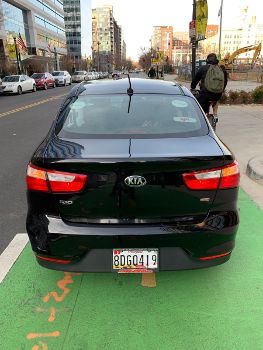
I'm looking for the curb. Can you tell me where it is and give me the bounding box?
[246,156,263,185]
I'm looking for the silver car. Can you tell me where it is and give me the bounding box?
[52,71,72,86]
[71,71,88,83]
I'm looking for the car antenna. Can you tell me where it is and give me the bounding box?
[124,73,133,113]
[126,74,133,96]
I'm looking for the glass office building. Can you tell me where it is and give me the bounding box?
[0,0,67,71]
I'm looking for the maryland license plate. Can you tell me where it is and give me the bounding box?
[112,249,158,273]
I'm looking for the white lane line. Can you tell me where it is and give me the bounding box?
[0,234,29,284]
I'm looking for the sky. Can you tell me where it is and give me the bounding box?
[90,0,263,60]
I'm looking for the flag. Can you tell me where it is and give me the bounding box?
[17,33,27,53]
[196,0,208,41]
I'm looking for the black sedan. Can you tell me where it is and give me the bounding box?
[26,78,240,272]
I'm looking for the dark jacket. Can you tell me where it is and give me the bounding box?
[191,62,228,92]
[148,68,156,78]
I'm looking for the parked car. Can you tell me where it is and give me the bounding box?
[71,71,88,83]
[112,71,121,79]
[84,72,95,81]
[1,75,36,94]
[26,78,240,272]
[51,71,71,86]
[31,72,56,89]
[0,77,3,93]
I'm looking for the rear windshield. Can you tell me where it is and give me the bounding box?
[57,94,208,138]
[31,73,44,79]
[3,76,19,82]
[74,71,85,75]
[52,72,63,76]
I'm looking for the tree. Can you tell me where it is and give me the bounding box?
[138,47,152,71]
[60,55,75,73]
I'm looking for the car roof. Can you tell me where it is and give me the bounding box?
[71,78,191,97]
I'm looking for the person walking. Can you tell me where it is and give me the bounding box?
[148,66,156,79]
[191,53,228,116]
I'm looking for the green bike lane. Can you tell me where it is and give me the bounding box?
[1,189,263,350]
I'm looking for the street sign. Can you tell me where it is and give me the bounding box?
[189,20,196,39]
[151,51,164,64]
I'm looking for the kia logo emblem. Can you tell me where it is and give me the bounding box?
[124,176,147,187]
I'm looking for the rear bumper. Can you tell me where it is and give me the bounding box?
[37,247,231,272]
[27,210,239,271]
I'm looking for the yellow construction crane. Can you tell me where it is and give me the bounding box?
[220,43,262,70]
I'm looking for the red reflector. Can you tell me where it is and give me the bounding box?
[26,163,87,193]
[199,252,231,260]
[36,255,71,264]
[183,161,240,190]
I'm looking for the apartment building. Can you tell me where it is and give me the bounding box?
[92,5,124,72]
[151,26,173,63]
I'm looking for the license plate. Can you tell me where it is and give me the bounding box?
[112,249,158,273]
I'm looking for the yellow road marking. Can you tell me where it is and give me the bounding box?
[141,273,157,288]
[0,94,66,119]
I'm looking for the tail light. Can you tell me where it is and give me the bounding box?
[27,163,87,193]
[183,161,240,190]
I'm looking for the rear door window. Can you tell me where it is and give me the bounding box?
[57,94,208,138]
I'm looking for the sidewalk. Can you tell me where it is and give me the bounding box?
[217,105,263,209]
[165,74,263,91]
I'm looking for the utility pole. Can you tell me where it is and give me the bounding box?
[218,0,224,59]
[191,0,197,80]
[13,37,21,75]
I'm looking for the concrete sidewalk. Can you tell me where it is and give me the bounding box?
[217,105,263,209]
[165,74,263,91]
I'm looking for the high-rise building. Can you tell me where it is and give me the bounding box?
[151,26,173,63]
[63,0,91,62]
[0,0,67,72]
[92,5,124,72]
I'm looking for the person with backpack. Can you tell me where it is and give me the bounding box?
[148,66,156,79]
[191,53,228,115]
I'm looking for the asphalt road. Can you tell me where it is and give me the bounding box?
[0,85,73,254]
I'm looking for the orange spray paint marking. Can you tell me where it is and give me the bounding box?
[42,272,73,303]
[27,331,60,340]
[48,307,56,322]
[32,341,48,350]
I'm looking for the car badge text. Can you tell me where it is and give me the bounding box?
[124,176,147,187]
